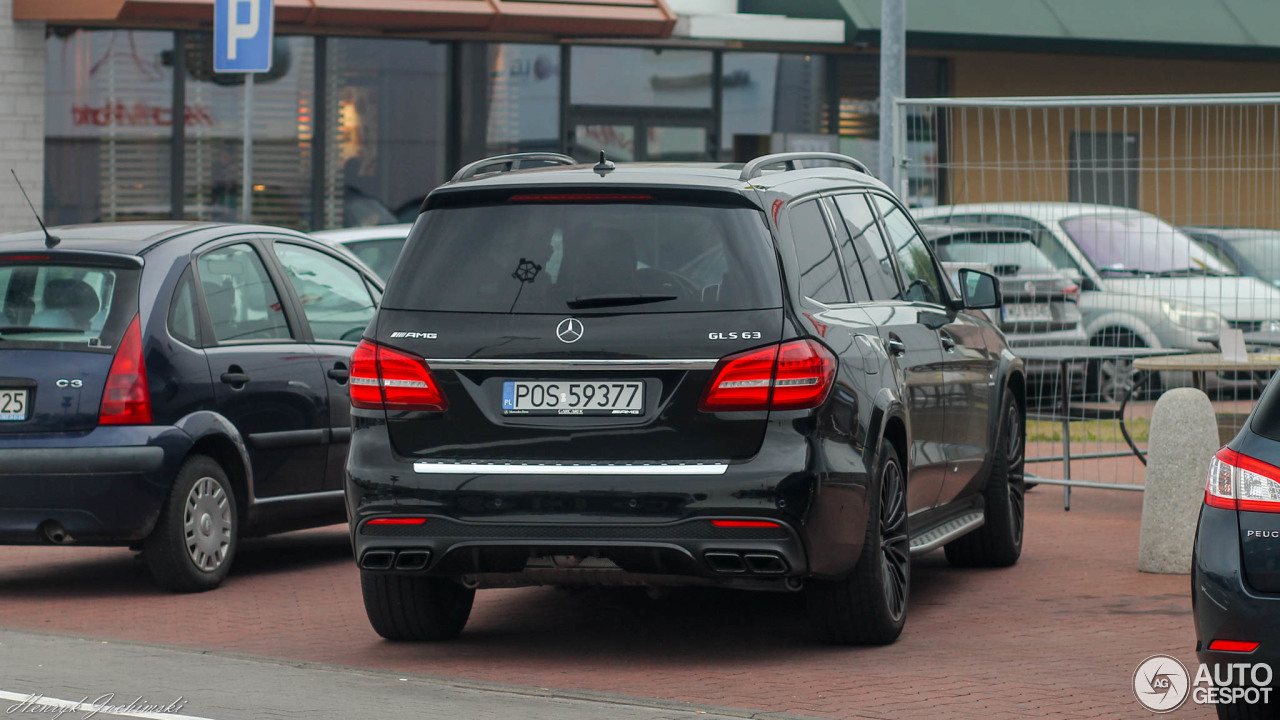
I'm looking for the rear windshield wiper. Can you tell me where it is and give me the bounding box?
[566,294,677,310]
[0,325,86,335]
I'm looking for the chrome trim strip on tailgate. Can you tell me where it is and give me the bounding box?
[413,462,729,475]
[424,359,718,371]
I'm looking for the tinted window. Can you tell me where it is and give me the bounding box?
[0,259,139,352]
[167,267,200,346]
[196,244,291,343]
[385,202,782,314]
[874,196,944,305]
[274,243,377,343]
[832,194,901,301]
[345,237,405,280]
[789,200,848,304]
[984,214,1082,272]
[822,198,870,302]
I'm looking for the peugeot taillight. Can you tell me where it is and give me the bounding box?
[699,339,836,412]
[99,314,152,425]
[349,339,447,412]
[1206,447,1280,513]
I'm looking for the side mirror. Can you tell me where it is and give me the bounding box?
[957,268,1001,310]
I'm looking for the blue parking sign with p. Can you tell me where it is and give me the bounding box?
[214,0,275,74]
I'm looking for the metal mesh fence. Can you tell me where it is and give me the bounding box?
[892,93,1280,502]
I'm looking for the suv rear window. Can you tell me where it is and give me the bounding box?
[383,201,782,314]
[0,259,140,352]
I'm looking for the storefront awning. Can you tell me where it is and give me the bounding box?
[15,0,676,38]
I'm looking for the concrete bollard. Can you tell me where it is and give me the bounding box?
[1139,388,1220,574]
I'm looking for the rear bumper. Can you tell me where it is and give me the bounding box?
[1193,504,1280,673]
[0,426,190,544]
[346,411,876,586]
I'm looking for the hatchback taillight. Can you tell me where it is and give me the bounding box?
[99,314,152,425]
[1206,447,1280,513]
[699,339,836,412]
[349,339,447,412]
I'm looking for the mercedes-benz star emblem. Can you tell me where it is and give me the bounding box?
[556,317,584,344]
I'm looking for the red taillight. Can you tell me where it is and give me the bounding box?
[99,314,152,425]
[0,254,50,262]
[699,339,836,412]
[349,339,447,412]
[1206,447,1280,513]
[1209,640,1261,653]
[710,520,781,528]
[366,517,426,526]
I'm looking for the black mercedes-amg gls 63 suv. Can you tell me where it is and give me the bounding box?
[346,152,1026,645]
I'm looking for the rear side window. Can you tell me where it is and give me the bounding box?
[167,267,200,346]
[196,244,291,343]
[383,201,782,314]
[831,194,900,301]
[0,258,139,352]
[789,200,848,305]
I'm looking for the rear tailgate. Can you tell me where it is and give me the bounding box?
[0,252,140,434]
[373,190,784,463]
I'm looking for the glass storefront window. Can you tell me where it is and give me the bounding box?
[326,38,447,228]
[721,52,828,159]
[459,43,561,170]
[181,34,315,230]
[44,29,174,225]
[570,47,712,109]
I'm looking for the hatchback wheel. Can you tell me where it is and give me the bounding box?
[805,440,909,645]
[945,388,1025,567]
[361,572,475,641]
[144,455,237,593]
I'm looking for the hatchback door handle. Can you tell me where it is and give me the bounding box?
[887,337,906,357]
[328,363,349,383]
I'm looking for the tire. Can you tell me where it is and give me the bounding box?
[1086,329,1149,403]
[945,388,1025,568]
[144,455,237,593]
[361,571,475,641]
[805,440,910,645]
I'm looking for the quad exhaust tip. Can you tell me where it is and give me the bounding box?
[704,551,788,575]
[360,549,432,571]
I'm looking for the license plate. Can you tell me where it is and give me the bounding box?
[0,389,28,421]
[1002,303,1053,323]
[502,381,644,416]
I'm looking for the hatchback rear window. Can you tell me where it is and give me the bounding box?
[0,259,139,352]
[383,201,782,314]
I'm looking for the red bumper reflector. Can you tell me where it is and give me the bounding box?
[1209,640,1260,653]
[366,518,426,526]
[710,520,781,528]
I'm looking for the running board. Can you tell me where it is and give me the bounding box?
[909,511,985,556]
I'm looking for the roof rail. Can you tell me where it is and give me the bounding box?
[739,152,871,182]
[450,153,578,183]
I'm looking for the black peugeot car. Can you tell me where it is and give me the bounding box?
[346,152,1026,644]
[0,222,382,591]
[1195,373,1280,718]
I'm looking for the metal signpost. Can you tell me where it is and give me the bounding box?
[213,0,275,223]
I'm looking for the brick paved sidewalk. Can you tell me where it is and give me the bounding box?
[0,488,1208,719]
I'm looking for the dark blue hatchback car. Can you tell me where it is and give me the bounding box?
[0,223,382,591]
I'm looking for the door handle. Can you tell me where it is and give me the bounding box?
[220,368,251,386]
[940,332,957,352]
[328,363,349,383]
[886,337,906,357]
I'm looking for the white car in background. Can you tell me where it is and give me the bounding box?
[913,203,1280,399]
[312,224,412,282]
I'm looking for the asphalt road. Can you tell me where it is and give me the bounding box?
[0,629,814,720]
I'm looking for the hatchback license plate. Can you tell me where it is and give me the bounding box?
[0,389,28,421]
[502,381,644,416]
[1002,302,1053,323]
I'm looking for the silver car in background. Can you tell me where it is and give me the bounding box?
[312,224,412,281]
[913,203,1280,400]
